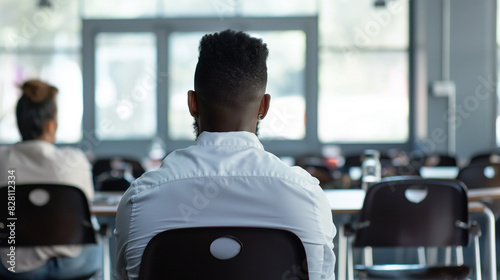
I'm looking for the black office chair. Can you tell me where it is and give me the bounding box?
[0,184,99,280]
[95,175,133,191]
[344,177,481,280]
[457,163,500,218]
[342,153,419,189]
[138,227,309,280]
[469,151,500,166]
[457,163,500,190]
[424,154,457,167]
[93,157,140,191]
[92,157,145,179]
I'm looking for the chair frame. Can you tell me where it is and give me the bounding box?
[343,178,482,280]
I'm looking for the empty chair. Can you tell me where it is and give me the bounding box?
[97,176,133,191]
[295,155,334,188]
[0,184,101,280]
[92,157,145,183]
[138,227,308,280]
[457,163,500,190]
[457,163,500,218]
[344,177,481,280]
[93,157,142,191]
[469,151,500,166]
[418,154,459,179]
[343,153,419,189]
[423,154,457,167]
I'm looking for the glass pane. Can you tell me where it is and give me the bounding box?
[95,33,157,140]
[0,53,82,143]
[83,0,157,18]
[318,51,409,143]
[240,0,317,16]
[253,31,306,140]
[168,30,306,141]
[168,32,204,140]
[0,0,80,49]
[319,0,409,49]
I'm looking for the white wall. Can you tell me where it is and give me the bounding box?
[414,0,497,162]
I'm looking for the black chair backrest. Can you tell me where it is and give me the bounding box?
[92,157,145,180]
[96,176,132,191]
[0,184,96,247]
[424,154,457,167]
[354,178,469,248]
[469,151,500,166]
[138,227,308,280]
[456,163,500,189]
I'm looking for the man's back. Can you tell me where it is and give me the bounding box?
[115,131,336,280]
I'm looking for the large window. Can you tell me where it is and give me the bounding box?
[82,18,316,156]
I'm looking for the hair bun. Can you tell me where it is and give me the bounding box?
[20,79,58,103]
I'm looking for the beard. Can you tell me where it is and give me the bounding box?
[193,118,200,140]
[192,118,260,140]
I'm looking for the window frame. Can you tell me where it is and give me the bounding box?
[82,17,320,158]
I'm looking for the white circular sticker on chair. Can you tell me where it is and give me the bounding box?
[209,236,242,260]
[484,166,496,179]
[29,189,50,206]
[405,187,428,204]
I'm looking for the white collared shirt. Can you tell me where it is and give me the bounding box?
[115,131,336,280]
[0,140,94,272]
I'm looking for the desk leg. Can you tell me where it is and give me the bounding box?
[97,216,116,280]
[483,205,497,280]
[472,203,497,280]
[103,234,110,280]
[338,225,346,280]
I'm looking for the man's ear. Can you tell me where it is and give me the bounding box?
[43,119,57,143]
[45,119,57,135]
[258,93,271,119]
[188,90,198,117]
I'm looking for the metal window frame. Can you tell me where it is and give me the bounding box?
[82,17,320,158]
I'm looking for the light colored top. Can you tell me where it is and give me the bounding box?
[0,140,94,272]
[115,131,336,280]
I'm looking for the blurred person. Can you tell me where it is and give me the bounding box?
[0,79,101,279]
[115,30,336,280]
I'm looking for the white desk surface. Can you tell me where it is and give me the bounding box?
[91,187,500,215]
[91,192,123,216]
[324,187,500,213]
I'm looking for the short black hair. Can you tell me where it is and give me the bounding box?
[194,29,269,106]
[16,80,58,141]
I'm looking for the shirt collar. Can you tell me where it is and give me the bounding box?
[14,140,55,150]
[195,131,264,150]
[12,140,56,157]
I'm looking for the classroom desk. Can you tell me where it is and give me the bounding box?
[325,188,498,280]
[91,192,123,216]
[91,188,499,280]
[90,187,500,215]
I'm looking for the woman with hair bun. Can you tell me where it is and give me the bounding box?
[0,79,101,279]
